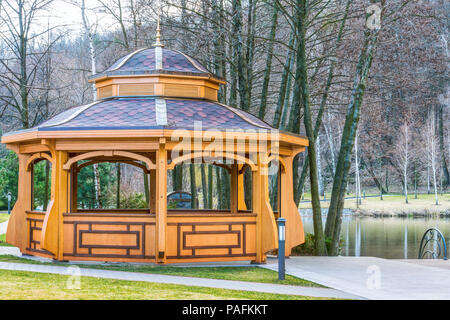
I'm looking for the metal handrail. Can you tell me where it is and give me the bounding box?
[418,227,448,260]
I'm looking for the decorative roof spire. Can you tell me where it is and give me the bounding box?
[154,11,164,47]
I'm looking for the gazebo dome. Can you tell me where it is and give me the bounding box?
[96,47,212,76]
[89,46,225,102]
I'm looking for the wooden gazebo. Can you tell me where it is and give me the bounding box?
[2,39,308,264]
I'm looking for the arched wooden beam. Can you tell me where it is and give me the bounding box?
[238,164,249,175]
[63,150,155,171]
[113,150,155,170]
[77,159,150,173]
[264,155,287,173]
[167,152,257,171]
[26,152,53,171]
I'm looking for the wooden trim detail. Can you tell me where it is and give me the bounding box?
[76,159,150,173]
[167,152,257,171]
[63,150,155,170]
[264,155,287,173]
[25,152,52,171]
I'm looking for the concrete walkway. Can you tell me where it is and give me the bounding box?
[0,261,358,299]
[262,256,450,300]
[0,221,8,234]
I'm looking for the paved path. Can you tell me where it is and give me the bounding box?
[0,261,358,299]
[262,256,450,300]
[0,221,8,234]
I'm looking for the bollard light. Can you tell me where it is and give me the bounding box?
[7,192,11,215]
[277,218,286,280]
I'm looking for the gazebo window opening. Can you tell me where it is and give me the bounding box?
[31,160,52,212]
[76,161,149,210]
[168,163,231,211]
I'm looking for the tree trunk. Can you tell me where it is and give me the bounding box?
[325,3,385,255]
[258,2,279,119]
[294,0,327,255]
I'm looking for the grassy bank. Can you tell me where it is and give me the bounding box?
[0,269,324,300]
[0,255,323,287]
[299,193,450,216]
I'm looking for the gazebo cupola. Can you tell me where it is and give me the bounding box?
[89,42,225,101]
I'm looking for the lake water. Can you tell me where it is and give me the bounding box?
[301,215,450,259]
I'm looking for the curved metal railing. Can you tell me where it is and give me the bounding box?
[418,227,448,260]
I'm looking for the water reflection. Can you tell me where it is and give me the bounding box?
[301,215,450,259]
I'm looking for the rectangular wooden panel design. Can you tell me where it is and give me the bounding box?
[26,216,53,256]
[119,84,154,96]
[167,221,256,260]
[98,86,113,99]
[164,84,200,97]
[63,221,155,260]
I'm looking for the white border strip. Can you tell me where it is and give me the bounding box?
[155,46,163,70]
[215,102,271,129]
[155,98,168,125]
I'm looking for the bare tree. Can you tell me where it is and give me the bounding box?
[392,121,410,203]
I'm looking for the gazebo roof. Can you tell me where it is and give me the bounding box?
[7,97,271,133]
[2,43,308,147]
[91,47,217,80]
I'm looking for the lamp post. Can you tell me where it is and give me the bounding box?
[277,218,286,280]
[7,192,11,215]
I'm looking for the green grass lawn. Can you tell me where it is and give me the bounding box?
[300,192,450,214]
[0,213,9,223]
[0,254,323,287]
[0,269,326,300]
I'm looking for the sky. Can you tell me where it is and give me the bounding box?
[28,0,117,38]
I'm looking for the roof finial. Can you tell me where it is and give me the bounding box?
[154,7,164,47]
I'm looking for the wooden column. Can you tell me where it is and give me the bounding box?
[6,153,31,252]
[253,156,278,263]
[57,151,69,260]
[230,164,238,214]
[237,164,247,211]
[280,155,305,256]
[155,139,167,263]
[252,165,263,263]
[41,150,68,260]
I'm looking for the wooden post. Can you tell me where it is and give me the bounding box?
[280,155,304,256]
[252,166,263,263]
[155,139,167,263]
[6,153,31,252]
[230,164,238,214]
[57,151,69,260]
[41,149,68,260]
